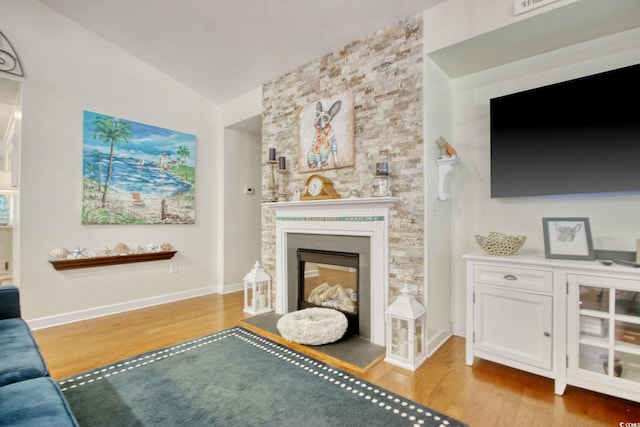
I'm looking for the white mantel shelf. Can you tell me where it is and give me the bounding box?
[263,197,401,211]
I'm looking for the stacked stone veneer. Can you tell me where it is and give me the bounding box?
[261,14,424,303]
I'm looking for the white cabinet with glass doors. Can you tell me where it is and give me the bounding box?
[567,273,640,402]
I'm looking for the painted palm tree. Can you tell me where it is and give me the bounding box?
[92,115,133,207]
[177,144,191,181]
[92,150,103,188]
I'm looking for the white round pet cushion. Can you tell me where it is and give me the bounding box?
[276,307,348,345]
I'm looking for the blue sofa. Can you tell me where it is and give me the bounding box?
[0,285,78,426]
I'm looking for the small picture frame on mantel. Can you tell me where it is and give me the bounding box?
[542,217,595,260]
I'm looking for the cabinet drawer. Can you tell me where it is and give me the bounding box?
[474,264,552,293]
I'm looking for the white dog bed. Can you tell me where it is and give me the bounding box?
[276,307,348,345]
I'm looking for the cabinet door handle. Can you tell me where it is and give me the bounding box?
[503,274,517,281]
[544,331,551,337]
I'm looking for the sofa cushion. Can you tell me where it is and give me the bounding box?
[0,318,48,387]
[0,285,21,319]
[0,377,79,426]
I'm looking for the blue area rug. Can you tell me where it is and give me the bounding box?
[60,327,466,426]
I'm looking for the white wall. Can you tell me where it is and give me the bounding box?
[449,27,640,335]
[424,56,455,353]
[219,88,262,129]
[2,0,220,323]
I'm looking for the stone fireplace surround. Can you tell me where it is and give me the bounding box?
[269,197,399,346]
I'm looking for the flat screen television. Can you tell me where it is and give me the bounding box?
[490,63,640,198]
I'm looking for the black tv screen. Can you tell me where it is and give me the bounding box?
[490,63,640,198]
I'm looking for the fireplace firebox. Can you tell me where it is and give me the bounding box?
[298,249,359,335]
[285,233,373,342]
[273,197,399,346]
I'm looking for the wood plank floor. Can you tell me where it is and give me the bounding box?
[33,292,640,427]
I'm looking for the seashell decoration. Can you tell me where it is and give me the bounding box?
[160,242,172,252]
[147,243,160,253]
[112,243,129,256]
[49,247,68,260]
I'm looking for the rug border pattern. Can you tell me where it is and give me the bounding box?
[59,326,460,427]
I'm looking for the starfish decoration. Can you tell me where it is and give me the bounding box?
[71,246,88,259]
[101,246,112,257]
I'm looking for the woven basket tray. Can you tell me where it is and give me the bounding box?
[475,232,526,256]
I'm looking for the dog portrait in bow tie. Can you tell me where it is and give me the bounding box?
[299,91,354,172]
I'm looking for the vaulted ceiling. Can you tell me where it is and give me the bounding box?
[37,0,444,104]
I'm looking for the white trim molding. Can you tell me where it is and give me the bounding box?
[267,197,399,346]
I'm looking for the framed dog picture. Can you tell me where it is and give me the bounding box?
[298,91,355,172]
[542,217,595,260]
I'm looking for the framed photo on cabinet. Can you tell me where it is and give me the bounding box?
[542,217,595,260]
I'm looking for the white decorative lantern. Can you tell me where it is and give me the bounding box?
[384,285,427,371]
[243,261,272,315]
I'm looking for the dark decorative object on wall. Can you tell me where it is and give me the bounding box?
[0,30,24,77]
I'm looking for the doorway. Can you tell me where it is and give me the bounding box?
[223,115,262,291]
[0,77,21,285]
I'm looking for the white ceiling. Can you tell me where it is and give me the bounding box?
[36,0,444,104]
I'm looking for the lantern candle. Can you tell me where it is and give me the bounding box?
[375,161,389,175]
[398,342,409,358]
[278,156,286,171]
[385,285,427,371]
[243,261,273,315]
[269,148,276,162]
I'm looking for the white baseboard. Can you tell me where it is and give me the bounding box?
[451,321,466,338]
[217,281,244,294]
[28,285,218,330]
[427,324,453,357]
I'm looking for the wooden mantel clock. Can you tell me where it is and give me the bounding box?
[301,174,341,200]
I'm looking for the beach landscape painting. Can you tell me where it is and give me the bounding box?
[82,111,196,225]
